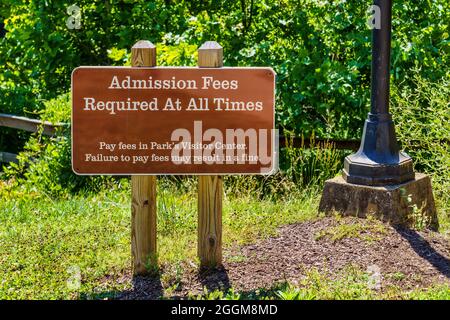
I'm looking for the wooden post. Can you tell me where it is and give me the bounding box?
[131,40,158,275]
[197,41,223,268]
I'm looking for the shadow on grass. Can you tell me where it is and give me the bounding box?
[198,266,231,293]
[82,274,164,300]
[189,267,283,300]
[394,226,450,279]
[84,267,233,300]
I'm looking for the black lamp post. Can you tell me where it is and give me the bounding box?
[343,0,414,186]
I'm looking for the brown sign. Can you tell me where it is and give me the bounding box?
[72,67,276,175]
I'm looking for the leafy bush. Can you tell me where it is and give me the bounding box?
[1,0,448,140]
[1,1,449,200]
[2,92,347,197]
[2,93,121,196]
[391,71,450,218]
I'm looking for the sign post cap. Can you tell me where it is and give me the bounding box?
[199,41,222,50]
[132,40,156,49]
[198,41,223,68]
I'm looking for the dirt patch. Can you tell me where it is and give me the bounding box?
[112,217,450,299]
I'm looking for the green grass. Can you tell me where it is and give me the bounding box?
[314,215,387,243]
[0,180,319,299]
[191,266,450,300]
[0,188,131,299]
[0,175,449,300]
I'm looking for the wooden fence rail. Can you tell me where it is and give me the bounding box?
[0,113,65,136]
[0,151,18,164]
[1,113,448,164]
[0,113,68,164]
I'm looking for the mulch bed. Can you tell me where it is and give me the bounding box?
[110,217,450,299]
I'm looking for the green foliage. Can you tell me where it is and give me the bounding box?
[2,87,347,198]
[0,179,318,299]
[314,215,387,243]
[274,267,375,300]
[1,0,448,141]
[392,73,450,178]
[391,71,450,228]
[399,188,433,231]
[2,93,118,196]
[0,188,131,299]
[1,153,449,300]
[222,135,348,202]
[0,2,449,300]
[38,91,71,123]
[281,135,350,187]
[193,266,450,300]
[404,285,450,300]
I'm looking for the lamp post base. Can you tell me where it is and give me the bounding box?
[343,152,415,186]
[342,113,415,186]
[319,173,438,230]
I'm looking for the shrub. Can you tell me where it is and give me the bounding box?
[2,92,348,198]
[1,0,448,140]
[391,71,450,215]
[1,1,448,199]
[2,93,121,196]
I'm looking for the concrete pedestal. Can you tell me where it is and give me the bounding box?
[319,173,438,230]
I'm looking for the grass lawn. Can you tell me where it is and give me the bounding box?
[0,179,318,299]
[0,178,449,300]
